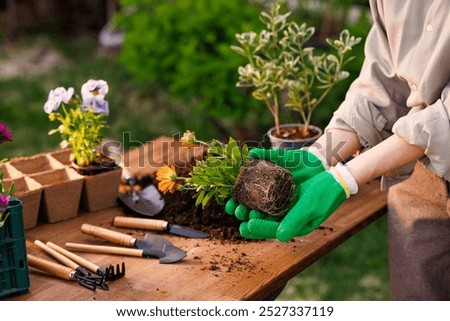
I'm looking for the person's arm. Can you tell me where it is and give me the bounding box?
[312,128,425,188]
[345,133,424,186]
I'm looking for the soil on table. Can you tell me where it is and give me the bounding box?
[123,177,245,243]
[160,188,244,242]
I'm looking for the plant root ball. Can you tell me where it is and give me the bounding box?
[233,159,294,216]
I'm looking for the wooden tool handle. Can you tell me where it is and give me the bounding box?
[46,241,101,274]
[34,240,78,270]
[27,254,73,280]
[113,216,167,231]
[81,223,134,247]
[65,242,143,257]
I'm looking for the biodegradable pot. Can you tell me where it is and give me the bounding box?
[0,163,23,180]
[9,153,64,175]
[70,154,122,212]
[30,168,84,223]
[3,177,42,230]
[267,123,323,149]
[79,165,122,212]
[48,148,73,166]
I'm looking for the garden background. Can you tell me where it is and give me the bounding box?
[0,0,389,300]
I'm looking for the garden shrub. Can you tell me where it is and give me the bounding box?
[115,0,268,140]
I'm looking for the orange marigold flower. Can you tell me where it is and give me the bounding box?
[156,165,179,194]
[180,130,196,148]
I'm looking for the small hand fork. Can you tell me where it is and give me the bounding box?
[34,240,109,291]
[46,241,125,281]
[27,254,101,291]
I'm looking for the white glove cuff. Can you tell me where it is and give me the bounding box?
[329,163,359,197]
[303,146,329,169]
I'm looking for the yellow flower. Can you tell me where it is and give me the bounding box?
[156,164,179,194]
[180,130,196,148]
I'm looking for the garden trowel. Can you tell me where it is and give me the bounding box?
[79,224,186,263]
[118,168,165,216]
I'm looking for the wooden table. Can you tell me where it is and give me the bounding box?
[9,180,387,301]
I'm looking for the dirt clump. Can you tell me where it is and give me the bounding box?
[233,159,294,216]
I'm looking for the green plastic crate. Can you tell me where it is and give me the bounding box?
[0,197,30,298]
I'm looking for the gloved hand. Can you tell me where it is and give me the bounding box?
[226,147,327,238]
[226,148,358,241]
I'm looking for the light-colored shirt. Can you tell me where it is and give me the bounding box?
[326,0,450,181]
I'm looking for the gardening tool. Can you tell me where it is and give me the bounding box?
[33,240,109,290]
[27,254,103,291]
[46,241,125,282]
[118,168,165,216]
[79,223,186,263]
[113,216,210,239]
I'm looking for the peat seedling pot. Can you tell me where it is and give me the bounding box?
[48,148,73,166]
[0,163,23,180]
[30,168,84,223]
[3,176,42,230]
[71,154,122,213]
[9,153,64,175]
[267,123,323,149]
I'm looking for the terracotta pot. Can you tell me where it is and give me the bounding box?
[0,198,30,298]
[79,165,123,212]
[30,168,84,223]
[267,123,323,149]
[3,177,42,230]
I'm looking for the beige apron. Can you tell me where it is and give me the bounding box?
[388,162,450,300]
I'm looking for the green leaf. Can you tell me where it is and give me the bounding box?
[0,212,10,228]
[8,182,15,196]
[202,189,216,208]
[195,189,206,207]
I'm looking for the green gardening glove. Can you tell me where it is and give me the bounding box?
[225,147,328,239]
[240,163,359,241]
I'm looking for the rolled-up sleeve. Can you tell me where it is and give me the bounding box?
[326,1,410,149]
[326,0,450,180]
[393,86,450,181]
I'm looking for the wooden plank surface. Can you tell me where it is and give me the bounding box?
[9,180,387,301]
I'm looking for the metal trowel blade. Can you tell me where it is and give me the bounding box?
[119,184,165,216]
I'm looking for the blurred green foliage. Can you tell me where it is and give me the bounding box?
[115,0,371,140]
[115,0,270,141]
[0,0,389,300]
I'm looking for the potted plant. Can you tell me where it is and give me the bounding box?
[43,79,122,213]
[156,130,293,217]
[0,122,30,298]
[231,2,361,148]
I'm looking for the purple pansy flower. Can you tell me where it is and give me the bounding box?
[81,79,110,115]
[43,87,74,114]
[0,122,12,144]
